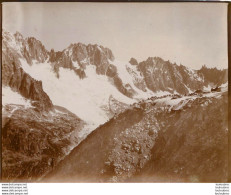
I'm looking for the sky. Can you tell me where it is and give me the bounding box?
[2,2,228,69]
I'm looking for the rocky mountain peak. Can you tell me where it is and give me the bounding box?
[137,57,204,94]
[50,42,115,78]
[14,31,24,42]
[2,30,23,54]
[145,56,165,65]
[129,58,138,65]
[25,37,48,64]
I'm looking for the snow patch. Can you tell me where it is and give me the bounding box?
[153,91,172,97]
[72,60,80,69]
[97,46,103,52]
[2,86,32,107]
[220,82,228,88]
[154,95,196,110]
[184,84,193,93]
[203,85,212,92]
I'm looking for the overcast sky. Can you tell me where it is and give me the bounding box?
[3,2,228,69]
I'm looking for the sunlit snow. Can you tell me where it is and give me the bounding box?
[2,86,32,107]
[20,58,136,128]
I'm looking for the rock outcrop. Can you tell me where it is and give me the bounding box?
[8,62,53,111]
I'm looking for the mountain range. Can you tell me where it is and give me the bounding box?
[2,29,228,182]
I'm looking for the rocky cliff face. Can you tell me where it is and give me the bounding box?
[44,89,228,183]
[49,43,114,76]
[137,57,203,94]
[2,30,53,112]
[8,62,53,111]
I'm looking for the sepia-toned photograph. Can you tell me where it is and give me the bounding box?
[1,2,229,183]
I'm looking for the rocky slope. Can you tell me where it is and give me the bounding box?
[44,87,228,183]
[2,104,86,182]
